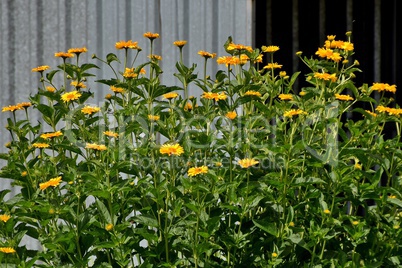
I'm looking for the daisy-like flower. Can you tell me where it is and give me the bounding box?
[32,143,50,148]
[46,86,56,92]
[323,209,331,214]
[314,72,337,82]
[261,45,280,53]
[81,106,101,115]
[17,102,32,109]
[263,63,283,69]
[238,158,259,168]
[225,111,237,120]
[2,105,23,112]
[143,32,160,40]
[105,223,114,231]
[71,81,86,89]
[123,68,138,79]
[54,52,74,59]
[0,214,11,223]
[284,109,306,118]
[244,91,262,97]
[371,82,397,93]
[148,115,160,121]
[376,106,402,116]
[188,166,209,177]
[148,54,162,61]
[110,85,125,94]
[115,40,139,50]
[202,92,227,101]
[184,102,193,111]
[173,40,187,48]
[67,47,88,54]
[227,43,253,52]
[160,143,184,156]
[341,42,354,51]
[32,65,50,72]
[279,71,287,77]
[278,94,293,101]
[86,143,107,151]
[216,56,240,67]
[103,131,119,138]
[39,176,62,190]
[335,94,354,101]
[198,50,216,59]
[0,247,16,254]
[163,92,179,99]
[40,131,63,139]
[61,91,82,102]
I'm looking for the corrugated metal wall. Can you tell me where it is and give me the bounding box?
[0,1,253,249]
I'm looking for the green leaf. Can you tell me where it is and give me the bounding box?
[106,53,120,64]
[95,199,112,224]
[134,215,159,228]
[252,219,277,236]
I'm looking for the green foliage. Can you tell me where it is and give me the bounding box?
[1,33,402,267]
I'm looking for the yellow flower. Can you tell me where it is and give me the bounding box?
[0,214,11,222]
[198,50,216,59]
[163,92,179,99]
[148,54,162,61]
[352,220,359,226]
[71,81,86,89]
[202,92,227,101]
[140,68,146,75]
[81,106,101,115]
[2,105,23,112]
[123,68,137,79]
[85,143,107,151]
[61,91,82,102]
[289,222,295,227]
[110,85,125,94]
[271,252,278,258]
[54,52,74,58]
[40,131,63,139]
[376,105,402,116]
[323,209,331,214]
[143,32,160,40]
[21,171,28,177]
[364,110,377,117]
[67,47,88,54]
[238,158,259,168]
[188,166,209,177]
[225,111,237,120]
[244,91,262,97]
[103,131,119,138]
[184,102,193,111]
[148,114,160,121]
[296,51,303,56]
[371,82,397,93]
[278,94,293,101]
[32,65,50,72]
[341,42,354,51]
[105,223,114,231]
[335,94,354,101]
[284,109,306,118]
[46,86,56,92]
[115,40,139,50]
[279,71,287,77]
[314,72,337,82]
[0,247,16,254]
[227,43,253,52]
[263,62,283,69]
[217,56,240,66]
[105,94,112,100]
[32,143,50,148]
[354,163,362,170]
[299,91,307,96]
[173,40,187,48]
[262,45,280,53]
[327,35,336,41]
[39,176,62,190]
[160,143,184,156]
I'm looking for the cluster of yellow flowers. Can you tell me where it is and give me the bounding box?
[2,102,31,112]
[376,105,402,116]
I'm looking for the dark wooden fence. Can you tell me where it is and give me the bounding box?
[255,0,402,104]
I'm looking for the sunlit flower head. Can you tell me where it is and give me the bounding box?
[272,252,278,258]
[103,131,119,138]
[263,63,283,69]
[32,143,50,148]
[123,68,138,79]
[105,223,114,231]
[39,176,62,190]
[110,85,125,94]
[143,32,160,40]
[21,171,27,177]
[0,247,16,254]
[40,131,63,139]
[335,94,354,101]
[67,47,88,54]
[71,81,86,89]
[238,158,259,168]
[163,92,179,99]
[188,166,208,177]
[0,214,11,222]
[160,143,184,156]
[54,52,74,59]
[173,40,187,48]
[32,65,50,72]
[279,71,287,77]
[2,105,23,112]
[323,209,331,214]
[244,91,262,97]
[202,92,227,101]
[184,102,193,111]
[115,40,139,50]
[314,72,337,82]
[46,86,56,93]
[371,82,397,93]
[81,105,101,115]
[198,50,217,59]
[225,111,237,120]
[278,94,293,101]
[217,56,240,67]
[341,42,354,51]
[284,109,306,118]
[376,105,402,116]
[327,35,336,41]
[262,45,280,53]
[61,91,82,102]
[85,143,107,151]
[227,43,253,52]
[148,114,160,121]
